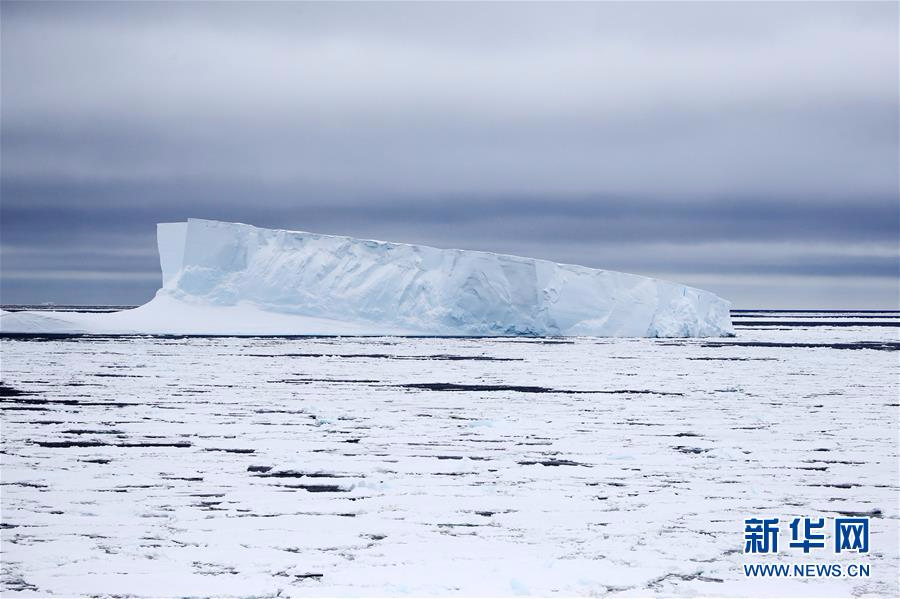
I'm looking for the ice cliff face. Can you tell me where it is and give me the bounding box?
[153,219,733,337]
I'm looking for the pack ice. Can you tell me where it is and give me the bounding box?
[1,219,734,337]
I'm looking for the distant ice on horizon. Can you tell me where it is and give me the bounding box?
[0,219,734,337]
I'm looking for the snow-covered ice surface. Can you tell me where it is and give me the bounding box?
[1,311,897,596]
[0,219,734,337]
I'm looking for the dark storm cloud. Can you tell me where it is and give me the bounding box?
[1,1,897,307]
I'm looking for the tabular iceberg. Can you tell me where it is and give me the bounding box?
[1,219,734,337]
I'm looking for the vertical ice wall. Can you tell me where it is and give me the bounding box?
[156,222,188,287]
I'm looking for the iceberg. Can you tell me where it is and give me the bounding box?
[1,219,734,337]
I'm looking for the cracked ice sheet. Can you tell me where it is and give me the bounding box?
[1,318,898,596]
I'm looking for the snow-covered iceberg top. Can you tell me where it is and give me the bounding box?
[1,219,734,337]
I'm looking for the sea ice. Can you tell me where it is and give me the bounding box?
[1,314,897,596]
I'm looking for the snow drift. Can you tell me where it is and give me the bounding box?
[1,219,734,337]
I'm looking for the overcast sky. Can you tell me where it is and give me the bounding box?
[1,1,897,308]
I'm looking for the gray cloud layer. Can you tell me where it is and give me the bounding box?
[1,1,897,307]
